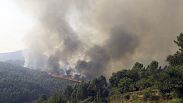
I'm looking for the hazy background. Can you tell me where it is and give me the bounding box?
[1,0,183,78]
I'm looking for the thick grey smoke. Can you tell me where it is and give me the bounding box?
[16,0,183,79]
[17,0,89,73]
[76,29,139,79]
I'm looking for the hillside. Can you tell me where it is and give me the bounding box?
[0,51,24,61]
[0,62,75,103]
[35,33,183,103]
[0,51,24,66]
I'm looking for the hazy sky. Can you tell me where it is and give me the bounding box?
[0,0,35,53]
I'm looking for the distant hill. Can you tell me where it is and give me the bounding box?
[0,62,75,103]
[0,51,24,66]
[0,50,24,61]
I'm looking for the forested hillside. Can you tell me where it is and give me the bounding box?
[2,33,183,103]
[0,62,74,103]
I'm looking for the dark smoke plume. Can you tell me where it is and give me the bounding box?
[16,0,183,79]
[76,29,139,79]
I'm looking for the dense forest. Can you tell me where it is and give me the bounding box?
[0,62,75,103]
[36,33,183,103]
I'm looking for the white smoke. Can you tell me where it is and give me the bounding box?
[16,0,183,79]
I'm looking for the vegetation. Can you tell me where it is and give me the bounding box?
[36,33,183,103]
[0,62,74,103]
[167,98,183,103]
[1,33,183,103]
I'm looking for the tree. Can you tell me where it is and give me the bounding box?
[64,85,73,102]
[91,76,109,102]
[167,52,183,66]
[167,33,183,66]
[118,77,133,93]
[47,93,66,103]
[37,95,47,103]
[109,70,128,87]
[75,82,89,100]
[132,62,143,70]
[136,78,154,90]
[174,33,183,51]
[147,61,159,72]
[92,75,107,90]
[167,66,183,98]
[87,83,97,100]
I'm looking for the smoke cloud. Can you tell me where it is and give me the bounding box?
[16,0,183,79]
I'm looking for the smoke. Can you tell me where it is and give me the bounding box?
[16,0,183,79]
[90,0,183,75]
[17,0,88,73]
[75,29,139,79]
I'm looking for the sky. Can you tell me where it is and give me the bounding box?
[0,0,35,53]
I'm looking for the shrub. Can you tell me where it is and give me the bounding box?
[132,95,141,103]
[143,89,152,101]
[168,98,183,103]
[124,93,130,100]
